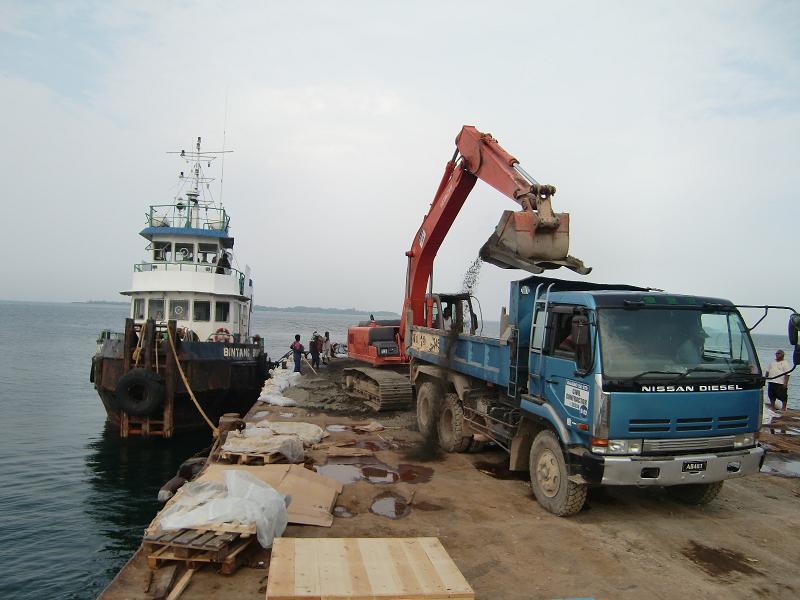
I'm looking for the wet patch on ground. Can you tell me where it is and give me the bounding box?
[326,424,352,433]
[354,439,412,451]
[473,461,530,481]
[411,500,444,511]
[314,457,433,486]
[401,437,444,463]
[370,491,411,519]
[682,541,762,577]
[333,505,356,518]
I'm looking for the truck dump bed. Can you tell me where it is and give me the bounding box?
[408,326,511,387]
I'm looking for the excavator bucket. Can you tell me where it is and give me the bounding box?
[479,209,592,275]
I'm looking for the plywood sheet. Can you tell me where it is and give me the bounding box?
[266,537,474,599]
[198,463,343,527]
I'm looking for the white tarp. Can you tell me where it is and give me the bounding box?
[158,470,289,548]
[254,420,326,445]
[221,428,305,463]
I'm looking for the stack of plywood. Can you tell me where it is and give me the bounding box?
[266,537,474,599]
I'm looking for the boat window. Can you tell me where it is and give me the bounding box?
[234,303,241,329]
[198,243,218,266]
[215,301,230,323]
[175,242,194,262]
[169,299,189,320]
[194,300,211,321]
[148,299,164,320]
[153,241,172,262]
[132,298,145,320]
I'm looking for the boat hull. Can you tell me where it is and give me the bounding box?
[92,334,268,437]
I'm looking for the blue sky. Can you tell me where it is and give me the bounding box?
[0,1,798,334]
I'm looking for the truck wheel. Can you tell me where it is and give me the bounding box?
[666,481,724,505]
[529,430,587,516]
[416,381,443,439]
[437,394,472,453]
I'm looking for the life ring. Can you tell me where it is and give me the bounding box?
[212,327,233,342]
[113,368,165,417]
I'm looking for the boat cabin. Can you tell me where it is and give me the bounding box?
[121,169,254,342]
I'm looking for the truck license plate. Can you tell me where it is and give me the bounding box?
[682,461,707,472]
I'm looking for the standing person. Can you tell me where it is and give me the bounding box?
[309,331,321,370]
[290,334,304,373]
[322,331,332,365]
[215,251,231,274]
[765,349,792,411]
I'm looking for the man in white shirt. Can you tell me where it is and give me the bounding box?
[442,306,452,331]
[765,349,792,411]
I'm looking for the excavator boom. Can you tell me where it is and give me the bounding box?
[346,125,590,405]
[400,126,590,355]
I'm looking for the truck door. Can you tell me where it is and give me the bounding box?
[527,300,546,399]
[543,305,594,431]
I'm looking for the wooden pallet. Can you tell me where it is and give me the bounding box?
[760,410,800,453]
[144,528,255,575]
[266,537,474,599]
[219,450,287,465]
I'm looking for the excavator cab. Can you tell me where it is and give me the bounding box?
[424,293,480,335]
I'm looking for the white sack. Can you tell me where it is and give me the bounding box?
[255,420,325,446]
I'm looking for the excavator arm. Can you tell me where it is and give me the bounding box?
[400,125,590,354]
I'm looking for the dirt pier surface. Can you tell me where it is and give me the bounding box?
[102,359,800,600]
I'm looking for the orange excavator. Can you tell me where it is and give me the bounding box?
[345,125,590,409]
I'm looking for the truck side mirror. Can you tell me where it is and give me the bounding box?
[789,313,800,346]
[794,345,800,366]
[571,315,592,374]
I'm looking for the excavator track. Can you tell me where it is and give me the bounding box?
[342,367,414,412]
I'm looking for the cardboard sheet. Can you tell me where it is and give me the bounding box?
[198,463,343,527]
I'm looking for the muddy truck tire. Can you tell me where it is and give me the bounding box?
[437,394,472,453]
[667,481,724,505]
[416,381,443,439]
[529,430,587,516]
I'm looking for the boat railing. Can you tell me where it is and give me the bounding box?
[147,203,229,231]
[133,262,246,293]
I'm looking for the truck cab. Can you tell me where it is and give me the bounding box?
[408,275,785,516]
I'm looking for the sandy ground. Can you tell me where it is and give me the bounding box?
[102,359,800,600]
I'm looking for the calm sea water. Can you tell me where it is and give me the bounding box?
[0,301,796,599]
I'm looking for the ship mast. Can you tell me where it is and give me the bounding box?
[168,137,232,228]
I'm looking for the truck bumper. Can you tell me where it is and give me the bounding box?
[576,446,765,486]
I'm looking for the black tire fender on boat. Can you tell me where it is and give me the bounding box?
[114,368,165,417]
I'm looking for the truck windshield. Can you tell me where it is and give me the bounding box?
[597,308,759,381]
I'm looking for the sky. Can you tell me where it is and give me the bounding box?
[0,1,797,334]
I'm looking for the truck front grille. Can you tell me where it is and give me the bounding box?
[642,435,736,453]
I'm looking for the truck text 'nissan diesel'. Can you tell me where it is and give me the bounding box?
[407,276,792,516]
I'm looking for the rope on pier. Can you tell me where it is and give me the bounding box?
[167,331,220,437]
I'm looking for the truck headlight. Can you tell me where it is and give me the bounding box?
[591,438,642,455]
[733,433,755,448]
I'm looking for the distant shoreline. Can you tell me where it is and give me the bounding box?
[254,305,398,317]
[71,301,398,316]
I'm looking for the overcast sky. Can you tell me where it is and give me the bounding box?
[1,1,797,333]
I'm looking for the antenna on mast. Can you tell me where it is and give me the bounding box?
[220,91,229,205]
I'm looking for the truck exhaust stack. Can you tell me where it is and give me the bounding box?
[480,209,592,275]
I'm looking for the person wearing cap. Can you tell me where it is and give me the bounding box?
[765,350,791,411]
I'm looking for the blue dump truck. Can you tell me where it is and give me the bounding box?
[408,275,799,516]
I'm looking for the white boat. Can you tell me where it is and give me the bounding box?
[92,137,269,438]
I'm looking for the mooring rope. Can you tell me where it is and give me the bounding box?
[167,331,219,437]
